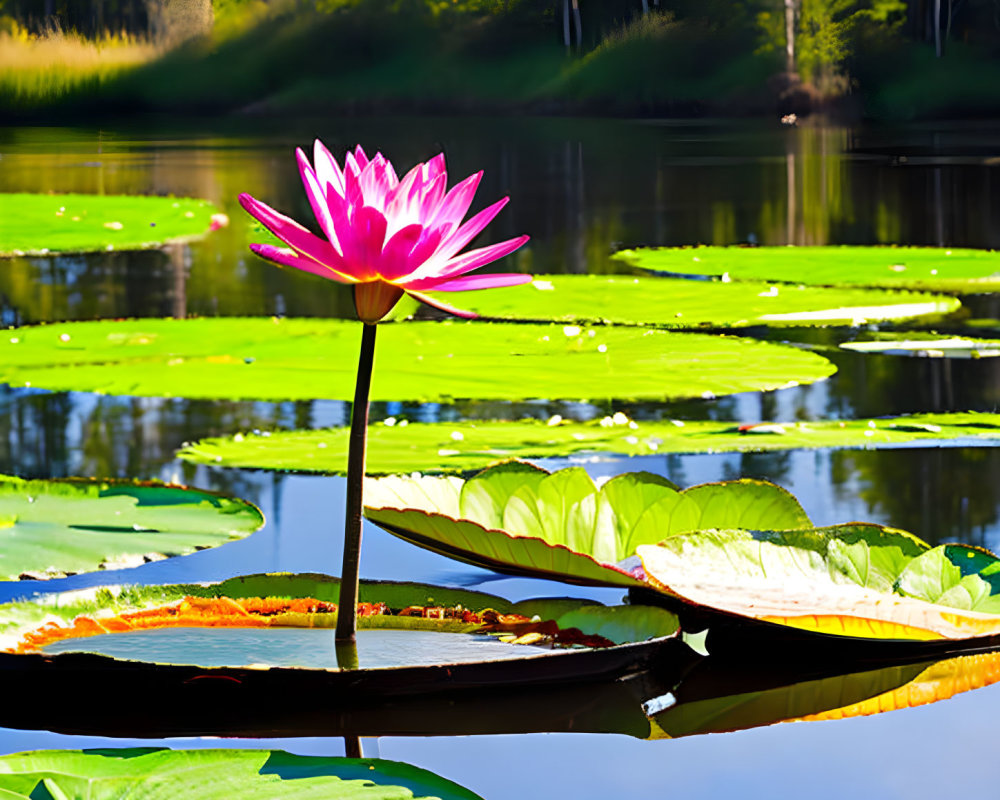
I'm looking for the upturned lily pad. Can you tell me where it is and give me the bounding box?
[0,194,220,256]
[0,749,482,800]
[841,336,1000,358]
[0,475,264,580]
[366,463,1000,643]
[0,318,836,402]
[364,463,810,587]
[637,525,1000,640]
[427,275,959,328]
[178,412,1000,475]
[614,245,1000,293]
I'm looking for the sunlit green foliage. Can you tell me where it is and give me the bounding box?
[178,412,1000,476]
[0,317,836,402]
[0,194,218,256]
[0,474,263,580]
[0,749,484,800]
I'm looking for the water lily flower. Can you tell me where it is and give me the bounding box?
[237,142,531,649]
[239,142,531,322]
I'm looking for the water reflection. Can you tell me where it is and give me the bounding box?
[1,117,1000,798]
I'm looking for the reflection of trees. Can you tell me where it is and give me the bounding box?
[834,448,1000,548]
[825,349,1000,418]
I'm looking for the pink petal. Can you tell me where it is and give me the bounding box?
[344,151,362,180]
[379,223,424,281]
[343,165,365,210]
[406,289,477,319]
[430,171,482,229]
[404,226,446,272]
[296,148,338,246]
[239,192,345,269]
[313,140,344,197]
[420,172,448,218]
[385,166,422,221]
[405,234,530,289]
[339,205,387,280]
[425,153,446,181]
[249,243,357,283]
[412,272,533,292]
[354,145,370,170]
[360,155,394,208]
[437,197,509,259]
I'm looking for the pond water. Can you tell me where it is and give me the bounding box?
[1,116,1000,798]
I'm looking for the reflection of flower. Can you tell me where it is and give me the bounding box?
[240,142,531,323]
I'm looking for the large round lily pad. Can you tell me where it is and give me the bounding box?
[613,245,1000,292]
[437,275,959,328]
[0,475,263,580]
[0,574,687,739]
[0,749,483,800]
[0,318,836,402]
[364,463,811,587]
[0,573,681,659]
[178,412,1000,475]
[0,194,220,256]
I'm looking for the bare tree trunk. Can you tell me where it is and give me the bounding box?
[784,0,796,72]
[934,0,942,56]
[641,0,649,14]
[571,0,582,48]
[563,0,570,47]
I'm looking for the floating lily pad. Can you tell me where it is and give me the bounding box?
[0,318,836,402]
[637,525,1000,640]
[364,463,810,587]
[179,412,1000,475]
[841,336,1000,358]
[0,573,679,660]
[614,245,1000,292]
[429,275,959,328]
[0,194,220,256]
[0,749,483,800]
[0,475,263,581]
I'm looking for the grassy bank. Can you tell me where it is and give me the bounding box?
[2,2,1000,120]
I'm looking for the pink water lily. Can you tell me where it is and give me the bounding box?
[239,142,531,323]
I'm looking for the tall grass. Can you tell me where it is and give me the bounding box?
[0,24,159,111]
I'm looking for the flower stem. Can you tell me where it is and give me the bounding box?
[335,322,377,644]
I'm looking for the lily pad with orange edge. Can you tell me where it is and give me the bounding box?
[0,573,691,737]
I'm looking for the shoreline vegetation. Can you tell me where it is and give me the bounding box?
[2,0,1000,121]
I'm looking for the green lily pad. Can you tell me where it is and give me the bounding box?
[614,245,1000,293]
[637,525,1000,640]
[0,317,836,402]
[178,412,1000,475]
[0,475,264,581]
[0,573,679,656]
[841,336,1000,358]
[439,274,960,328]
[0,194,220,256]
[364,463,810,587]
[0,749,482,800]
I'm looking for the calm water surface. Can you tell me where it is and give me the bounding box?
[1,116,999,799]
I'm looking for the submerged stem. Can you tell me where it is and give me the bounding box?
[335,322,377,643]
